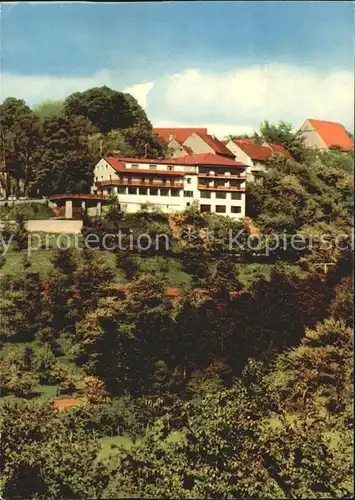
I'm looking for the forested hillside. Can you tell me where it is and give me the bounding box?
[0,87,167,198]
[0,85,354,499]
[1,140,353,496]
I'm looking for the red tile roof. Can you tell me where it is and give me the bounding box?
[307,119,353,152]
[53,398,80,411]
[236,139,256,145]
[105,156,178,168]
[104,158,185,176]
[105,155,245,168]
[48,193,109,200]
[153,127,208,143]
[195,132,234,157]
[264,143,293,160]
[234,141,272,162]
[175,153,246,167]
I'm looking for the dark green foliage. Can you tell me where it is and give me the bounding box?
[0,273,42,342]
[256,119,306,158]
[116,250,139,280]
[0,400,109,499]
[34,115,97,196]
[12,214,29,251]
[328,274,353,326]
[121,123,167,159]
[63,86,150,133]
[34,99,64,121]
[0,98,42,197]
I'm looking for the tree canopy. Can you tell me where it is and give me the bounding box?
[63,86,151,133]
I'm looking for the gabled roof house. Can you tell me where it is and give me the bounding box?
[298,119,353,152]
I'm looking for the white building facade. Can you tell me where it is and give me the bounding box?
[92,154,246,218]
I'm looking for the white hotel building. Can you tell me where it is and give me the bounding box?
[92,153,246,218]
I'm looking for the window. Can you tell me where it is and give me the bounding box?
[171,189,180,197]
[109,174,112,180]
[215,191,226,199]
[128,187,137,195]
[184,191,193,197]
[200,204,211,213]
[149,164,157,170]
[101,176,103,180]
[200,191,211,199]
[215,205,226,213]
[186,202,191,206]
[160,188,169,196]
[150,188,158,195]
[231,192,242,200]
[118,187,126,194]
[231,206,242,214]
[95,177,98,182]
[186,177,192,184]
[139,187,148,195]
[167,166,174,171]
[131,163,139,167]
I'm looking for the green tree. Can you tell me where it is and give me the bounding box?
[328,275,353,326]
[0,97,42,196]
[121,123,167,158]
[34,99,64,121]
[107,378,353,498]
[257,120,305,158]
[64,86,150,133]
[0,399,109,499]
[34,115,97,195]
[267,317,352,413]
[0,273,42,342]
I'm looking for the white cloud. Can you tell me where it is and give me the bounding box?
[1,69,115,105]
[148,64,353,138]
[1,63,353,139]
[122,81,155,110]
[1,69,154,111]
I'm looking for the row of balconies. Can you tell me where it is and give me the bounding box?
[96,179,183,188]
[198,184,245,192]
[198,171,245,179]
[96,179,245,192]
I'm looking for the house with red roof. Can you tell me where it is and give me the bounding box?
[263,142,294,160]
[153,128,234,160]
[224,139,271,182]
[153,127,208,144]
[298,119,353,152]
[225,138,293,182]
[180,132,235,159]
[92,153,247,217]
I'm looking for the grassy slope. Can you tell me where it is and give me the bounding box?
[0,202,54,220]
[3,247,299,288]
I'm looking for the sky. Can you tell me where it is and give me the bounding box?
[1,1,354,138]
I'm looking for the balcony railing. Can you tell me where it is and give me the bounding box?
[198,184,245,192]
[198,172,245,179]
[96,179,183,189]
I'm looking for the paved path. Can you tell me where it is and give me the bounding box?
[25,219,83,234]
[0,219,83,234]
